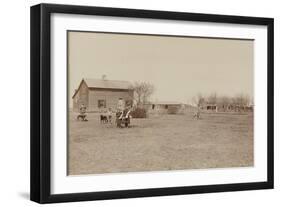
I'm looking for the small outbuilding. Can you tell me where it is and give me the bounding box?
[72,78,134,112]
[145,101,186,114]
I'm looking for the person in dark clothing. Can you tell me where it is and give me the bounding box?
[122,106,131,128]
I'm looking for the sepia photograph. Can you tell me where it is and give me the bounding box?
[67,31,254,176]
[30,4,273,203]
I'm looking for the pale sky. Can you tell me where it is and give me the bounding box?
[68,31,253,105]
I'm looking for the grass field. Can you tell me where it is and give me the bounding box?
[68,112,253,175]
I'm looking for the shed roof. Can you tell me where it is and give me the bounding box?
[72,78,132,99]
[148,101,183,105]
[84,78,131,90]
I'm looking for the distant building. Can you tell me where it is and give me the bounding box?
[72,78,134,112]
[145,101,187,114]
[200,97,254,113]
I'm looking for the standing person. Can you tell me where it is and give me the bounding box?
[116,98,125,128]
[193,107,201,120]
[117,98,125,112]
[107,108,113,124]
[123,104,132,128]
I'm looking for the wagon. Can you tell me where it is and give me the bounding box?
[116,110,131,128]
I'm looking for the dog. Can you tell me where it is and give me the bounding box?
[77,114,88,121]
[100,115,108,123]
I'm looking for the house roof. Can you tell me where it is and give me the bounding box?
[84,78,131,90]
[72,78,132,99]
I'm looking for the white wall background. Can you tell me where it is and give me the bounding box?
[0,0,279,206]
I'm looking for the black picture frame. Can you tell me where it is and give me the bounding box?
[30,3,274,204]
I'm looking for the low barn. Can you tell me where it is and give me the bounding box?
[145,102,186,114]
[200,98,254,113]
[72,78,134,112]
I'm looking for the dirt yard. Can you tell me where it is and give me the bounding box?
[68,112,253,175]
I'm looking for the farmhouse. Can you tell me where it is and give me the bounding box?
[72,78,134,112]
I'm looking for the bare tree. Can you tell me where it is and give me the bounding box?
[233,94,250,106]
[250,96,254,106]
[207,93,217,105]
[192,93,205,108]
[220,96,230,105]
[130,82,155,107]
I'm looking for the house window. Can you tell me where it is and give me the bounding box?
[165,105,168,109]
[98,100,106,108]
[152,104,155,110]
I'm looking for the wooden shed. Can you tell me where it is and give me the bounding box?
[72,78,134,112]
